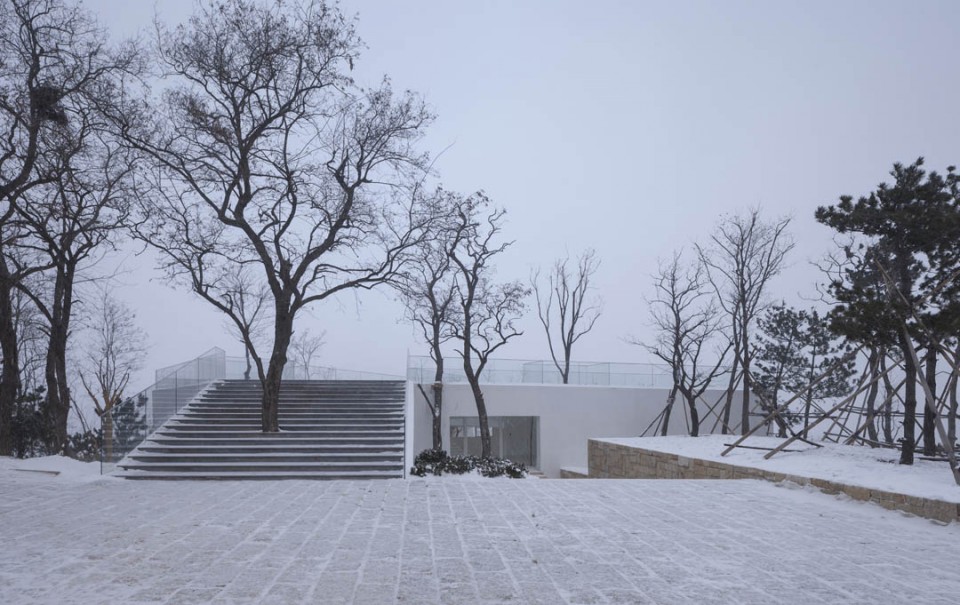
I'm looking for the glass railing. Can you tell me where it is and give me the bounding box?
[223,356,403,381]
[100,347,227,473]
[407,356,679,388]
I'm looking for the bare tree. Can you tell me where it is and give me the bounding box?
[11,279,45,393]
[447,194,529,458]
[696,208,793,435]
[532,249,602,384]
[398,188,459,449]
[639,251,729,437]
[79,289,146,461]
[119,0,436,432]
[221,267,270,380]
[290,329,325,379]
[0,235,52,453]
[12,129,135,451]
[0,0,139,454]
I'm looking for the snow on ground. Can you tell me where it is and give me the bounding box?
[0,455,109,484]
[1,474,959,604]
[601,435,960,503]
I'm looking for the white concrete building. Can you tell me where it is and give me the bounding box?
[408,358,758,477]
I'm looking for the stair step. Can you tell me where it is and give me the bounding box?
[139,444,403,454]
[147,436,402,445]
[129,452,402,463]
[163,424,402,432]
[179,412,403,418]
[114,470,402,480]
[118,461,403,472]
[119,379,407,480]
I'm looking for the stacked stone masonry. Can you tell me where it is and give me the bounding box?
[587,439,960,524]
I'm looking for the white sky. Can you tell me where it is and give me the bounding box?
[78,0,960,390]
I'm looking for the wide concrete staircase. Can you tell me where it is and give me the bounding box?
[116,380,406,479]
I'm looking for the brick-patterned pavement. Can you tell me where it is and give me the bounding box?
[1,475,958,604]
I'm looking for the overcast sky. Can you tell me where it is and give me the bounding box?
[79,0,960,390]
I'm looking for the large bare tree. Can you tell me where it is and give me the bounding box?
[13,127,135,451]
[119,0,436,432]
[447,194,528,458]
[641,251,729,437]
[0,0,140,454]
[532,249,602,384]
[696,208,793,434]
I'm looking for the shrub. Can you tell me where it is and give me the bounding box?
[11,389,49,459]
[410,448,527,478]
[68,429,103,463]
[476,457,528,479]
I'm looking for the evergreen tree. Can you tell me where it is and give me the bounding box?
[754,304,854,438]
[796,310,856,437]
[753,303,804,436]
[106,392,146,463]
[816,158,960,464]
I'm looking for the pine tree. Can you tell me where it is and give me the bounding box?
[816,158,960,464]
[754,304,805,436]
[796,310,856,437]
[754,304,854,438]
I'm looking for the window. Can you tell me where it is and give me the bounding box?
[449,416,539,468]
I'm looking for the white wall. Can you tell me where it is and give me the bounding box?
[412,383,756,478]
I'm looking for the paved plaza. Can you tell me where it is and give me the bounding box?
[1,475,959,604]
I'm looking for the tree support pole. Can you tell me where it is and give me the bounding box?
[721,345,863,457]
[899,323,960,485]
[762,366,889,460]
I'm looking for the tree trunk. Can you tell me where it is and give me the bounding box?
[898,331,918,465]
[863,349,879,445]
[923,342,938,456]
[949,343,959,448]
[721,355,740,435]
[244,349,252,380]
[0,256,19,456]
[880,356,894,445]
[430,351,444,450]
[431,382,443,450]
[102,412,114,463]
[262,304,294,432]
[660,385,677,437]
[740,327,751,435]
[466,373,491,458]
[43,265,74,453]
[922,345,938,456]
[949,373,958,449]
[684,392,700,437]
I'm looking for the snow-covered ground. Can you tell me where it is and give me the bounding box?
[601,435,960,503]
[0,455,107,483]
[2,463,960,604]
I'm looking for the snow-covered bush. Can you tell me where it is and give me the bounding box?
[410,448,527,478]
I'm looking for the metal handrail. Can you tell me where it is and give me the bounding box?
[99,347,227,474]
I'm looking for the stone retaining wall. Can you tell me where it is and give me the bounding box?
[587,439,960,524]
